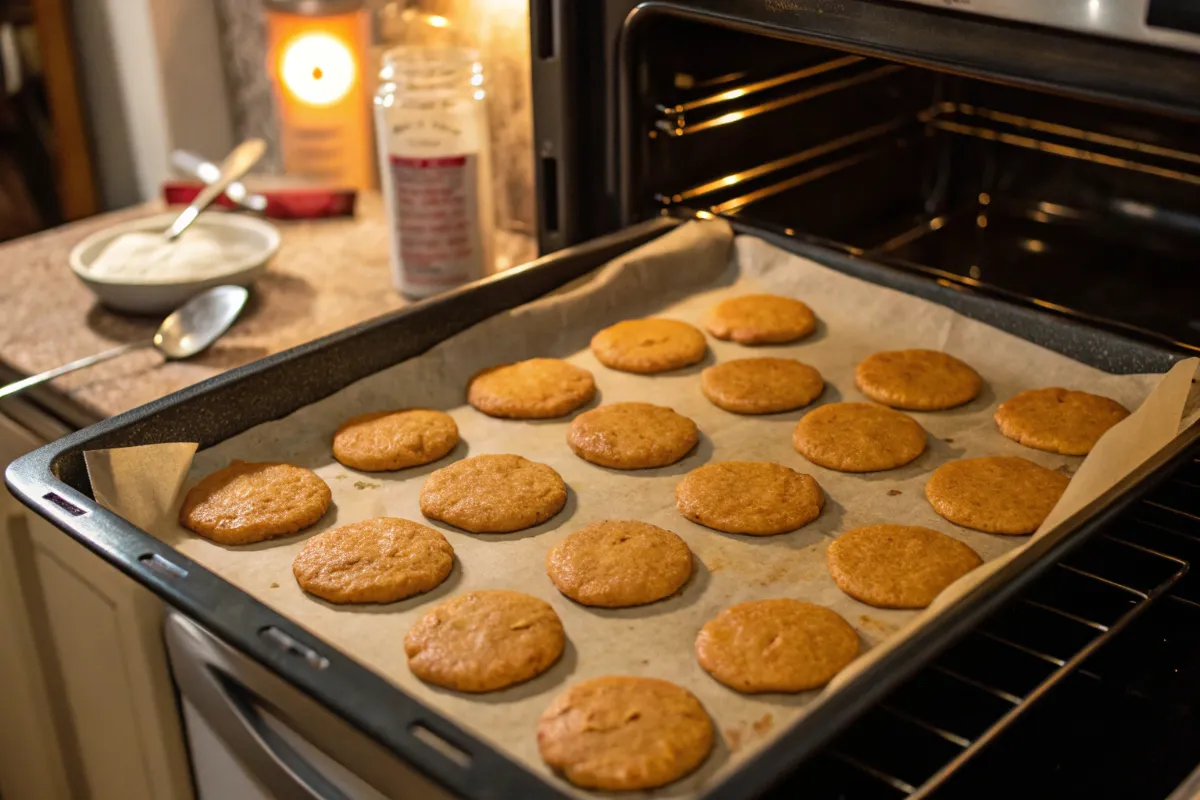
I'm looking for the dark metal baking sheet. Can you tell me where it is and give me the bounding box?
[6,216,1192,799]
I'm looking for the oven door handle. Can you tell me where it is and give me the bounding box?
[166,611,460,800]
[170,629,350,800]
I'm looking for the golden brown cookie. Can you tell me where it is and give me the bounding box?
[706,294,816,345]
[405,590,564,692]
[467,358,596,419]
[695,599,859,693]
[419,454,567,533]
[855,349,982,411]
[995,387,1130,455]
[180,461,331,545]
[826,524,983,609]
[925,456,1070,535]
[537,676,713,791]
[546,521,693,607]
[332,409,458,472]
[701,357,824,414]
[589,319,707,374]
[675,461,823,535]
[567,402,698,470]
[793,402,927,472]
[292,517,453,604]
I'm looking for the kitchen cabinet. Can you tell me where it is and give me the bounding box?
[0,405,192,800]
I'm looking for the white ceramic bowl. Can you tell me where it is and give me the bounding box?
[69,212,280,314]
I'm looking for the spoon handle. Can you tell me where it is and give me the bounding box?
[0,341,149,401]
[164,138,267,241]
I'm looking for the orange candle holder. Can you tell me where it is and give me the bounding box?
[264,0,375,189]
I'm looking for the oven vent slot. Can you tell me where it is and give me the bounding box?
[796,469,1199,798]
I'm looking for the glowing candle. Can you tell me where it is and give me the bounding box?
[264,0,374,188]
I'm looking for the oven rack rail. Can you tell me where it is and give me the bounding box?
[774,458,1200,799]
[656,109,1200,218]
[654,55,901,137]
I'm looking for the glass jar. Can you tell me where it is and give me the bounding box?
[374,46,495,298]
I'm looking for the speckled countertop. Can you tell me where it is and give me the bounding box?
[0,193,537,424]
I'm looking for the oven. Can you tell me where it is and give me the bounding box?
[6,2,1200,799]
[530,1,1200,796]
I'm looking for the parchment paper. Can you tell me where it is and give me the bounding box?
[85,220,1200,798]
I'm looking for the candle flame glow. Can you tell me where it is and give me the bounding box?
[280,32,356,107]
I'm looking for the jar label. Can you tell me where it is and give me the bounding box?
[388,154,485,288]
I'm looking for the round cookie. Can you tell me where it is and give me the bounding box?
[546,520,693,607]
[925,456,1070,535]
[293,517,453,604]
[706,294,816,344]
[827,524,982,609]
[855,349,982,411]
[419,454,567,533]
[675,461,823,535]
[701,358,824,414]
[695,599,859,693]
[567,402,698,470]
[537,676,713,791]
[405,590,564,692]
[793,402,927,472]
[180,461,331,545]
[995,387,1130,455]
[589,319,707,374]
[332,409,458,471]
[467,358,596,419]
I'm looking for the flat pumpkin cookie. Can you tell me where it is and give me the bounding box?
[793,402,926,472]
[701,357,824,414]
[675,461,824,535]
[855,349,982,411]
[695,599,859,693]
[405,590,564,692]
[995,387,1130,455]
[706,294,816,344]
[332,409,459,471]
[567,402,698,469]
[827,524,982,609]
[925,456,1070,535]
[180,461,331,545]
[292,517,453,604]
[546,520,693,607]
[589,318,707,374]
[537,676,713,791]
[419,454,567,533]
[467,358,596,419]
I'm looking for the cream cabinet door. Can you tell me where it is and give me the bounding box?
[0,410,192,800]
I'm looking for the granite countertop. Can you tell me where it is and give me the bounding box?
[0,193,536,424]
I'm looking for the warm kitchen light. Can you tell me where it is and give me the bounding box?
[280,32,356,106]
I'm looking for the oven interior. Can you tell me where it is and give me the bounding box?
[616,14,1200,799]
[624,16,1200,354]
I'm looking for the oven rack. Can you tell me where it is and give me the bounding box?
[657,101,1200,217]
[654,56,900,137]
[767,455,1200,799]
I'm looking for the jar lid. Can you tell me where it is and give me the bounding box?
[262,0,363,16]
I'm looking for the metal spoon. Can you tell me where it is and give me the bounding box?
[164,138,267,241]
[0,285,250,401]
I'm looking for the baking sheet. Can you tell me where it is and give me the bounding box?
[93,220,1199,797]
